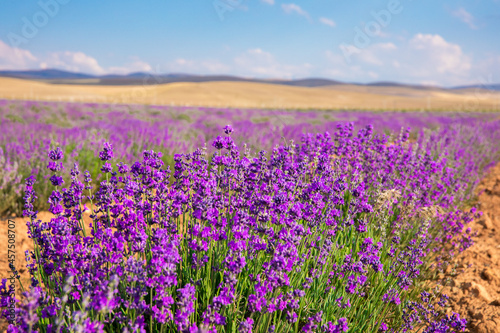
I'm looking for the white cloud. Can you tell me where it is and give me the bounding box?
[327,34,473,86]
[452,7,477,29]
[166,49,312,79]
[43,51,105,75]
[261,0,275,5]
[236,48,275,65]
[0,40,152,76]
[281,4,310,20]
[324,51,365,79]
[0,39,39,70]
[44,53,153,75]
[169,58,230,74]
[108,60,152,75]
[408,34,471,75]
[357,42,397,66]
[319,17,336,28]
[233,48,312,79]
[472,55,500,86]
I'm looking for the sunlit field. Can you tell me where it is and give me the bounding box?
[1,99,500,332]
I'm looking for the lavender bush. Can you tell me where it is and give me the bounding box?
[1,99,499,216]
[2,119,498,332]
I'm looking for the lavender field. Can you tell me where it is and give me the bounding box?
[1,99,499,216]
[2,99,500,332]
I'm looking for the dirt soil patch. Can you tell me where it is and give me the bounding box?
[0,212,86,331]
[440,162,500,333]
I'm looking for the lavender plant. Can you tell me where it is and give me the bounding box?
[2,122,489,332]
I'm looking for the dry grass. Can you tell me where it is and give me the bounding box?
[1,77,499,111]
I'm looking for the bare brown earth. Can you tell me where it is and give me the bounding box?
[0,164,499,330]
[0,213,37,331]
[440,163,500,333]
[0,212,88,331]
[1,77,500,111]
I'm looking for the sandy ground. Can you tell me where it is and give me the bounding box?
[0,212,81,331]
[0,213,36,332]
[440,163,500,333]
[0,212,56,297]
[1,77,500,111]
[0,164,499,330]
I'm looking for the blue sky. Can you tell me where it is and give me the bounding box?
[0,0,499,86]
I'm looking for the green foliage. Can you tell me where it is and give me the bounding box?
[4,114,25,123]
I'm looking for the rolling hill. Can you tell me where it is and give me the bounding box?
[0,76,499,111]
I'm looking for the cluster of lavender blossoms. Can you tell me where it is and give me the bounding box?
[1,123,488,332]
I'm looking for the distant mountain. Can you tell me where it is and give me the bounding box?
[96,74,261,86]
[0,69,96,80]
[98,72,197,79]
[365,81,443,90]
[452,84,500,91]
[3,69,497,91]
[277,78,342,87]
[95,75,344,87]
[0,69,343,87]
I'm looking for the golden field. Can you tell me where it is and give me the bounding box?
[1,77,499,111]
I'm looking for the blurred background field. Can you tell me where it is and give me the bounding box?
[1,76,499,111]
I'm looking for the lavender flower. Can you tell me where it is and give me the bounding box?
[48,147,64,161]
[99,142,114,161]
